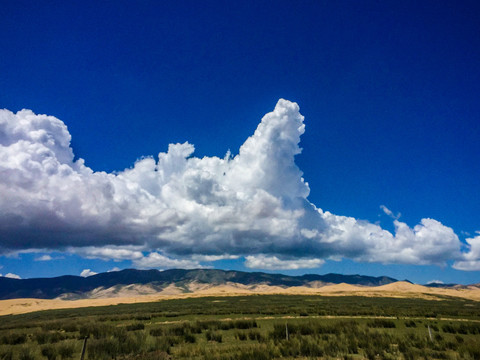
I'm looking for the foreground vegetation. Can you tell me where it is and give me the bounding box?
[1,295,479,359]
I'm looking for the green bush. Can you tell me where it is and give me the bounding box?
[0,350,13,360]
[126,323,145,331]
[367,319,396,328]
[235,331,247,341]
[41,345,58,360]
[18,347,35,360]
[150,327,164,336]
[233,320,257,329]
[205,331,222,342]
[87,338,120,360]
[183,333,196,343]
[57,343,75,360]
[248,330,263,341]
[0,332,27,345]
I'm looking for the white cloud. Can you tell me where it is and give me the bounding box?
[380,205,401,220]
[191,254,240,262]
[71,246,144,261]
[34,254,65,261]
[0,100,470,270]
[108,267,121,272]
[80,269,97,277]
[245,255,324,270]
[133,252,203,269]
[452,235,480,271]
[427,280,444,284]
[35,254,53,261]
[5,273,21,279]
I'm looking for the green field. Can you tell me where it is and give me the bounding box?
[1,295,480,359]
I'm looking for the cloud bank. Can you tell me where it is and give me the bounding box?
[0,100,476,270]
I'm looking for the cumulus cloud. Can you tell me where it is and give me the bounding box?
[80,269,97,277]
[245,255,324,270]
[4,273,21,279]
[452,235,480,271]
[0,100,470,270]
[133,252,203,269]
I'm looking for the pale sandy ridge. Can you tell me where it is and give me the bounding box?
[1,281,479,316]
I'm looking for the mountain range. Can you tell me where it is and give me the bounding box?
[0,269,402,300]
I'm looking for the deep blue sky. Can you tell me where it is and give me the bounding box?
[1,1,479,284]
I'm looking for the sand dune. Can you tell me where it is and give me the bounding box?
[1,281,479,316]
[374,281,431,293]
[316,283,367,292]
[0,296,167,317]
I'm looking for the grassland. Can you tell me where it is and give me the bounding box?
[1,294,479,359]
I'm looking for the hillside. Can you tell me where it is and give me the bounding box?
[0,269,399,300]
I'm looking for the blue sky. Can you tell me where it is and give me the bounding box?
[1,1,479,284]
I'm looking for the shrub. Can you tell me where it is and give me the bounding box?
[121,332,145,355]
[367,319,396,328]
[153,337,172,354]
[232,344,277,360]
[126,323,144,331]
[205,331,222,342]
[0,350,13,360]
[63,324,78,333]
[150,327,164,337]
[184,333,196,343]
[87,338,119,360]
[0,332,27,345]
[18,347,35,360]
[235,331,247,341]
[166,325,185,336]
[41,321,63,332]
[248,330,263,341]
[233,320,257,329]
[57,343,75,360]
[41,345,58,360]
[196,320,222,330]
[218,321,234,330]
[442,324,456,334]
[299,337,324,357]
[164,312,180,318]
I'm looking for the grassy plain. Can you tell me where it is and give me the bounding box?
[1,294,479,359]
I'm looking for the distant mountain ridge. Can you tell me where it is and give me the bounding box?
[0,269,402,300]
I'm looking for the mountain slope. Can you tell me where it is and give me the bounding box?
[0,269,401,300]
